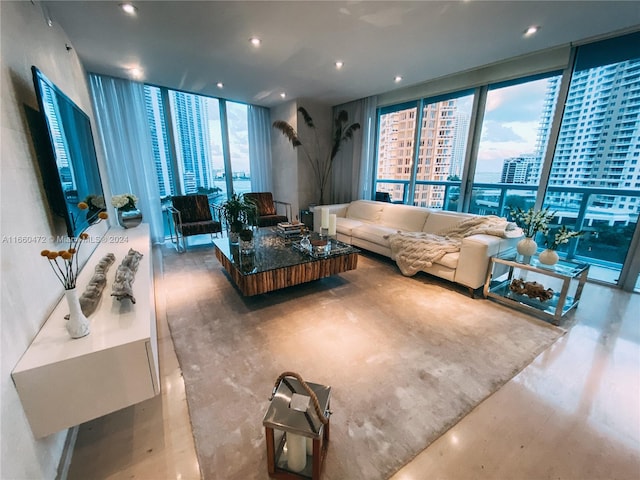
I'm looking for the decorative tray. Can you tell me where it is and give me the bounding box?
[292,238,355,258]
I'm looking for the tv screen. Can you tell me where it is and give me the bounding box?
[31,66,106,238]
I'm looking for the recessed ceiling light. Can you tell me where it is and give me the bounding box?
[250,37,262,47]
[335,61,344,69]
[129,67,142,79]
[524,25,541,37]
[216,82,224,88]
[394,76,403,83]
[120,3,137,15]
[280,92,286,99]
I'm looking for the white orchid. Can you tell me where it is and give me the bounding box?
[508,206,555,238]
[546,225,584,250]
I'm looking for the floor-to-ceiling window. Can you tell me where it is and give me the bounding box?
[470,74,561,217]
[542,36,640,286]
[143,86,252,237]
[374,92,474,210]
[374,102,418,203]
[415,93,474,210]
[372,31,640,289]
[225,101,250,195]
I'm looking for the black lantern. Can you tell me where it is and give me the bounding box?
[263,372,331,479]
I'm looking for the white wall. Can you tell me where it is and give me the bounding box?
[1,2,107,477]
[270,101,299,216]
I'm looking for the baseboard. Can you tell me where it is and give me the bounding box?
[56,426,79,480]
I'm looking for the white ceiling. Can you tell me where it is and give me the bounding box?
[44,1,640,107]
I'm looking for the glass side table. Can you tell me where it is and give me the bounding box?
[483,250,590,325]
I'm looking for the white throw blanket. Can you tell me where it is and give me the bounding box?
[385,216,517,276]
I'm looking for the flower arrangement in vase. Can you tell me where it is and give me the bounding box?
[111,193,142,228]
[539,225,584,265]
[508,206,555,258]
[82,194,106,224]
[40,203,109,338]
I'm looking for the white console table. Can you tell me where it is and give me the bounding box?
[12,224,160,438]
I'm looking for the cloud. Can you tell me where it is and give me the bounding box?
[484,76,555,123]
[481,121,526,143]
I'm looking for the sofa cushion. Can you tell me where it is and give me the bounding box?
[422,211,475,234]
[436,252,459,269]
[336,217,365,236]
[346,201,385,223]
[379,203,429,232]
[352,223,398,247]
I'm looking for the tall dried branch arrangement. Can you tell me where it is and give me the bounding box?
[273,107,360,204]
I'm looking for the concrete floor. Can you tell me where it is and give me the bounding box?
[68,246,640,480]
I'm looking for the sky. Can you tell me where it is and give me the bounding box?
[475,76,558,177]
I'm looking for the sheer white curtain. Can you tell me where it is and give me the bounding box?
[330,96,378,203]
[88,74,164,244]
[248,105,273,192]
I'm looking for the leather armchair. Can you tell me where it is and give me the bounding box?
[168,194,222,252]
[244,192,291,227]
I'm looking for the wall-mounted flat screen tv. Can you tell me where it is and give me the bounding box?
[32,66,106,238]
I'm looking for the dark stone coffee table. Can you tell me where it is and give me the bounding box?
[213,228,358,296]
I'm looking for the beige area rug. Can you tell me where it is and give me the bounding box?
[161,245,563,479]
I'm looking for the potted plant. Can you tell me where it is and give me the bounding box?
[239,227,254,254]
[273,107,360,205]
[221,193,257,243]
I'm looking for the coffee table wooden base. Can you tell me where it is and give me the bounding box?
[215,247,358,296]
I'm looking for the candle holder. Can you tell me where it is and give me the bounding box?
[320,227,328,238]
[263,372,332,480]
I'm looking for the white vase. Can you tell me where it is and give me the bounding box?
[517,237,538,257]
[65,288,90,339]
[538,248,559,266]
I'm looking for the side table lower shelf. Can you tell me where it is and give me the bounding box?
[484,252,590,325]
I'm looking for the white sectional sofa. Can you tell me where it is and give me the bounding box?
[314,200,521,292]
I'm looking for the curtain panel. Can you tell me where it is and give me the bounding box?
[248,105,273,192]
[88,74,164,243]
[330,96,378,203]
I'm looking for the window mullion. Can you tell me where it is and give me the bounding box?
[461,86,487,212]
[218,100,234,198]
[408,100,423,204]
[534,48,576,210]
[161,88,183,196]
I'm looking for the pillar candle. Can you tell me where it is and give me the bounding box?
[321,207,329,229]
[306,437,313,455]
[287,433,307,472]
[328,214,337,236]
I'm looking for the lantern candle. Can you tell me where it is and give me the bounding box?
[287,433,307,472]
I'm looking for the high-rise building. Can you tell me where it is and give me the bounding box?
[144,86,175,197]
[377,107,417,202]
[544,60,640,218]
[414,100,457,207]
[501,156,536,183]
[450,110,470,179]
[376,100,465,208]
[168,91,215,194]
